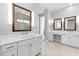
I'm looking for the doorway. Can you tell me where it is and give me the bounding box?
[39,16,45,40]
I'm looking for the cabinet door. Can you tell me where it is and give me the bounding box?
[70,35,79,47]
[30,39,41,56]
[62,35,70,45]
[0,47,1,56]
[48,33,53,41]
[2,49,17,56]
[18,44,30,56]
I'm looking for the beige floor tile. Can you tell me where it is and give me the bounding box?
[40,40,79,56]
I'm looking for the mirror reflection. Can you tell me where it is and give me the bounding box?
[64,16,76,31]
[13,4,31,31]
[53,18,62,30]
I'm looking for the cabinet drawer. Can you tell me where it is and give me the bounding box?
[18,39,31,47]
[32,36,42,42]
[2,43,17,53]
[2,49,17,56]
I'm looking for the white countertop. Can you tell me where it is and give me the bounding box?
[49,30,79,36]
[0,33,42,46]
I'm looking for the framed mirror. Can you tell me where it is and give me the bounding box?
[13,4,31,32]
[64,16,76,31]
[53,18,62,30]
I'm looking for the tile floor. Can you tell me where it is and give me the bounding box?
[40,40,79,56]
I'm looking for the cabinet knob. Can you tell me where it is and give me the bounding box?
[6,46,14,49]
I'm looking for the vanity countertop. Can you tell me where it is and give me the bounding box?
[49,30,79,36]
[0,33,42,46]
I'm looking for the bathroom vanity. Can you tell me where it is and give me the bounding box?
[0,33,42,56]
[49,31,79,48]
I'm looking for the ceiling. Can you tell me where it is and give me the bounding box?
[15,3,79,13]
[39,3,79,12]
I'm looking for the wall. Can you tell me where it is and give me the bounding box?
[0,3,43,36]
[0,3,53,38]
[51,4,79,32]
[0,3,10,35]
[51,4,79,19]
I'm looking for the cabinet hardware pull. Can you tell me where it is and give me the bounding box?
[6,46,14,49]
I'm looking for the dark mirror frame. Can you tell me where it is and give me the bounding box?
[12,3,32,32]
[64,16,76,31]
[53,18,62,30]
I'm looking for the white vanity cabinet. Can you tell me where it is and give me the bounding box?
[62,33,79,48]
[0,34,42,56]
[51,31,79,48]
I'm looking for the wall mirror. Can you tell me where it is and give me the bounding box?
[53,18,62,30]
[13,4,31,32]
[64,16,76,31]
